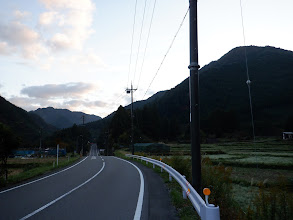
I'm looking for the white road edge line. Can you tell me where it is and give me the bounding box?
[114,157,144,220]
[19,160,106,220]
[0,157,88,194]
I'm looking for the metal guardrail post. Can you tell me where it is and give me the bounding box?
[125,154,220,220]
[182,175,187,199]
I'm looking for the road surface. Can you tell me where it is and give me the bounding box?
[0,144,177,219]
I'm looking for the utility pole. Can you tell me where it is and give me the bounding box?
[39,128,42,152]
[188,0,201,193]
[126,83,137,155]
[81,115,85,156]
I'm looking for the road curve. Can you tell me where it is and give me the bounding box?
[0,145,143,220]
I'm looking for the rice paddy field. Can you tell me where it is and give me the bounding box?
[168,138,293,210]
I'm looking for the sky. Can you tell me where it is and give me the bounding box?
[0,0,292,118]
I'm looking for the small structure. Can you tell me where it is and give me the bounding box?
[134,143,170,155]
[283,132,293,140]
[13,150,35,157]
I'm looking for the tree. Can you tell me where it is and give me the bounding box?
[0,123,19,181]
[285,114,293,131]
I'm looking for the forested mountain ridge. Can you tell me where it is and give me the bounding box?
[154,46,293,135]
[0,96,57,146]
[31,107,101,129]
[96,46,293,144]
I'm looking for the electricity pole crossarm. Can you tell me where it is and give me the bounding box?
[126,83,137,155]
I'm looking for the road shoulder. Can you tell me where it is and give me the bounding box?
[130,160,179,220]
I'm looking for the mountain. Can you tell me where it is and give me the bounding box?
[152,46,293,136]
[92,46,293,142]
[0,96,57,146]
[31,107,101,129]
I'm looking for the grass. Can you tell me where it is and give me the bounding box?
[1,155,80,187]
[120,138,293,219]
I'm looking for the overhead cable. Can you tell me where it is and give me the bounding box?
[132,0,148,85]
[136,0,157,89]
[142,7,189,99]
[127,0,138,88]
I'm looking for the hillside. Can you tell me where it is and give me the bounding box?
[0,96,57,146]
[154,46,293,136]
[93,46,293,143]
[31,107,101,129]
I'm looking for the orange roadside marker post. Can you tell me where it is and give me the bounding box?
[203,188,212,206]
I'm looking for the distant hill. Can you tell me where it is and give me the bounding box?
[0,96,57,146]
[92,46,293,142]
[31,107,101,129]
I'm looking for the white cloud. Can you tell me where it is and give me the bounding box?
[21,82,98,99]
[64,100,107,108]
[0,42,13,55]
[0,21,48,59]
[50,33,72,50]
[0,0,96,60]
[39,0,95,51]
[13,10,30,20]
[39,11,57,25]
[0,21,39,45]
[39,0,95,11]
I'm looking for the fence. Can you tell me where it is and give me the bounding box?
[126,154,220,220]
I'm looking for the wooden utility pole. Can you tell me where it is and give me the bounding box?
[126,83,137,155]
[189,0,201,193]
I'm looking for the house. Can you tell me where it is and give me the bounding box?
[283,132,293,140]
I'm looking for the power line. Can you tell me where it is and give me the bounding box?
[136,0,157,89]
[127,0,138,88]
[239,0,255,141]
[142,7,189,99]
[239,0,257,168]
[132,0,148,85]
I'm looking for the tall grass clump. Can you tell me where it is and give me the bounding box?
[246,176,293,220]
[164,156,243,219]
[201,158,244,219]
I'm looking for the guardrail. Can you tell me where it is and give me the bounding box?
[126,154,220,220]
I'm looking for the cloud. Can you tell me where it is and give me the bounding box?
[38,11,58,26]
[0,0,96,60]
[0,42,13,55]
[39,0,95,51]
[0,21,39,45]
[13,10,31,20]
[21,82,97,99]
[0,21,47,58]
[8,96,49,111]
[64,100,107,108]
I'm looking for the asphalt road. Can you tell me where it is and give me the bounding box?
[0,145,177,220]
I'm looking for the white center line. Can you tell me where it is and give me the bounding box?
[19,160,106,220]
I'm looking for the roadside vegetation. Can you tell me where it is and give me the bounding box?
[116,138,293,220]
[0,155,80,188]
